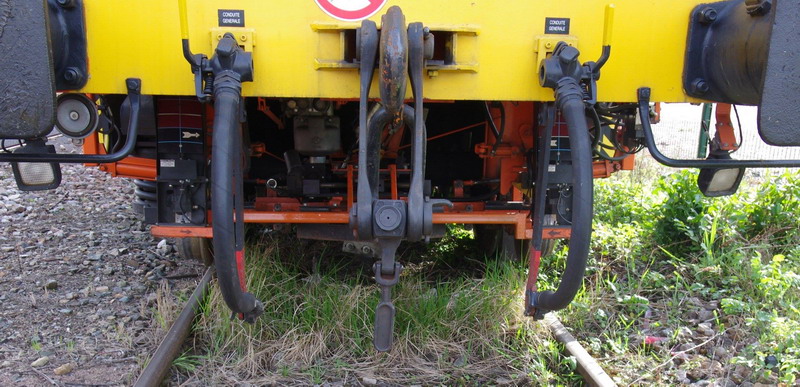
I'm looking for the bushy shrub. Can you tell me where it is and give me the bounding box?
[735,172,800,245]
[651,170,713,252]
[593,177,652,226]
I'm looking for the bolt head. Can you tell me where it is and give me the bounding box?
[375,206,402,231]
[64,67,81,83]
[126,78,141,91]
[691,78,710,95]
[700,7,718,24]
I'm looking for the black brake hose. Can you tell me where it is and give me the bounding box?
[210,73,264,323]
[483,101,501,140]
[532,77,593,313]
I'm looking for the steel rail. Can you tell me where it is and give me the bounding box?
[544,313,617,387]
[133,267,213,387]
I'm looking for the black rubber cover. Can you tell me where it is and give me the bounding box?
[758,0,800,146]
[0,0,56,139]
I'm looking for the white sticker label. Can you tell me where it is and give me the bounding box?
[160,159,176,168]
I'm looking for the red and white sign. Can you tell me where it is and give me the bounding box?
[315,0,388,22]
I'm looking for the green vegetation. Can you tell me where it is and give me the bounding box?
[564,168,800,385]
[172,351,206,373]
[181,167,800,385]
[30,336,42,352]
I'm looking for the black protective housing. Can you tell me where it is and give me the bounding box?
[0,0,56,139]
[684,0,800,146]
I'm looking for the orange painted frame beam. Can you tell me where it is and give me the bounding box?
[150,210,572,240]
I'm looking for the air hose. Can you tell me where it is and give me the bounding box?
[210,72,264,322]
[532,77,593,312]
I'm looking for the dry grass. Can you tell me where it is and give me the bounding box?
[174,231,571,386]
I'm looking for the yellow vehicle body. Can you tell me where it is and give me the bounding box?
[82,0,705,102]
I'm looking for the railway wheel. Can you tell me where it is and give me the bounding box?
[175,237,213,267]
[475,222,555,261]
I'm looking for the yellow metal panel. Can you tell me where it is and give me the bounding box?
[80,0,705,102]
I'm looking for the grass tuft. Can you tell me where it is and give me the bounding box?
[185,231,569,385]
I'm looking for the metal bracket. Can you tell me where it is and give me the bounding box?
[48,0,89,91]
[637,88,800,168]
[0,79,142,163]
[407,22,427,241]
[342,241,380,257]
[533,35,578,74]
[210,28,255,52]
[353,20,379,240]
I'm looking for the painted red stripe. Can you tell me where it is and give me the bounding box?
[235,249,247,291]
[526,248,542,293]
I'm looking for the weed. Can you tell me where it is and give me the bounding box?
[30,337,41,352]
[563,168,800,384]
[172,351,204,373]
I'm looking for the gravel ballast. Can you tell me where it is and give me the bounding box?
[0,138,203,386]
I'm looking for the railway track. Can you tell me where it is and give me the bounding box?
[132,268,616,386]
[545,314,617,387]
[133,267,213,387]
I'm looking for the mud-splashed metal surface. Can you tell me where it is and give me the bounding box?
[0,0,55,139]
[0,0,12,39]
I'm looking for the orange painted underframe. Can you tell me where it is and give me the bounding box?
[151,209,571,241]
